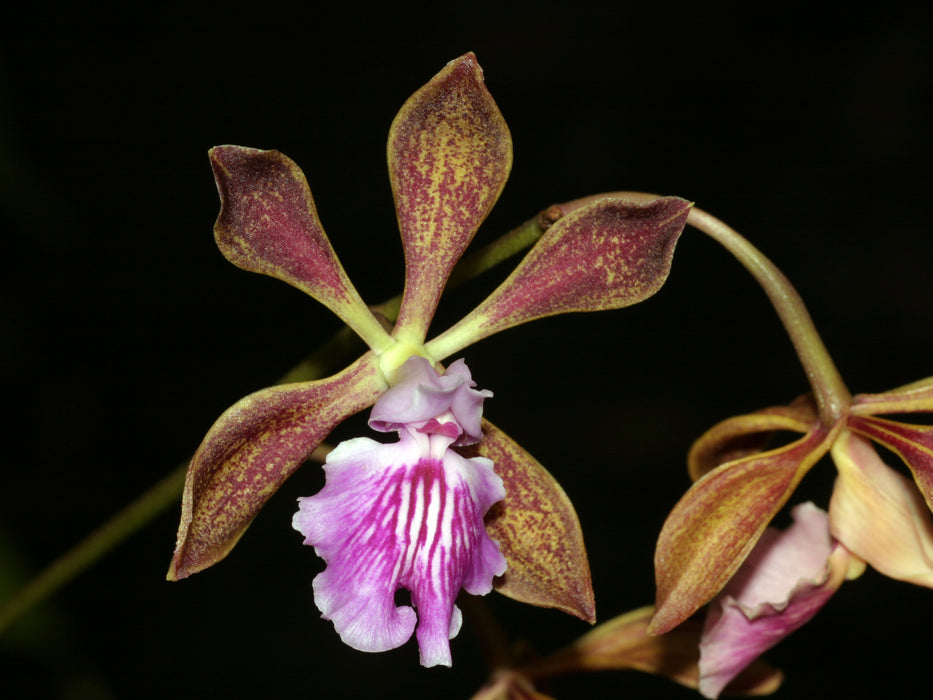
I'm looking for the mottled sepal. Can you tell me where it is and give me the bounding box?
[688,401,816,481]
[168,353,387,580]
[463,421,596,622]
[520,606,782,696]
[389,52,512,344]
[651,424,839,635]
[698,503,846,698]
[426,197,691,359]
[829,431,933,586]
[846,415,933,512]
[209,146,391,351]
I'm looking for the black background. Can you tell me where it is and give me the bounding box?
[2,2,932,698]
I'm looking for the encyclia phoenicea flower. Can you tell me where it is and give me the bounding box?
[646,207,933,639]
[167,53,691,665]
[651,374,933,637]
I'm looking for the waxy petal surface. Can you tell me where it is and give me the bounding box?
[651,425,838,635]
[426,197,691,359]
[847,415,933,512]
[698,503,846,698]
[463,421,595,622]
[522,606,782,697]
[829,431,933,587]
[688,404,815,481]
[293,429,506,667]
[209,146,391,351]
[168,353,387,580]
[389,53,512,344]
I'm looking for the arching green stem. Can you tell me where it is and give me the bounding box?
[562,192,851,425]
[686,205,850,423]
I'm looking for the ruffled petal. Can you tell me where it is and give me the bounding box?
[698,503,848,699]
[208,146,392,352]
[829,430,933,587]
[369,357,491,444]
[293,429,506,667]
[388,53,512,345]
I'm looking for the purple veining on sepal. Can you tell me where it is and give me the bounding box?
[292,359,505,667]
[369,357,492,445]
[698,503,843,698]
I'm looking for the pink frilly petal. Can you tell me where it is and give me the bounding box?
[369,357,492,445]
[292,428,506,667]
[698,503,846,698]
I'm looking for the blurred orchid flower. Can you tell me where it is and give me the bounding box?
[167,53,691,665]
[651,378,933,635]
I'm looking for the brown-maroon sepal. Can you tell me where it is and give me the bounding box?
[463,421,596,623]
[168,354,386,580]
[650,419,840,635]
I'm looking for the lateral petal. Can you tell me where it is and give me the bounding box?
[829,430,933,587]
[651,425,838,635]
[167,353,387,580]
[847,415,933,512]
[463,421,596,623]
[426,197,690,359]
[388,53,512,345]
[209,146,391,351]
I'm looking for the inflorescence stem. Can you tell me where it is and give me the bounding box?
[562,191,851,425]
[685,205,851,424]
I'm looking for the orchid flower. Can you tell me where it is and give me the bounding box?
[697,502,854,698]
[651,372,933,637]
[646,207,933,638]
[167,53,691,665]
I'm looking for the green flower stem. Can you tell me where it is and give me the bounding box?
[685,205,851,424]
[560,192,851,425]
[0,464,187,634]
[0,212,550,636]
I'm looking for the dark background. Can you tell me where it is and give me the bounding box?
[2,2,932,698]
